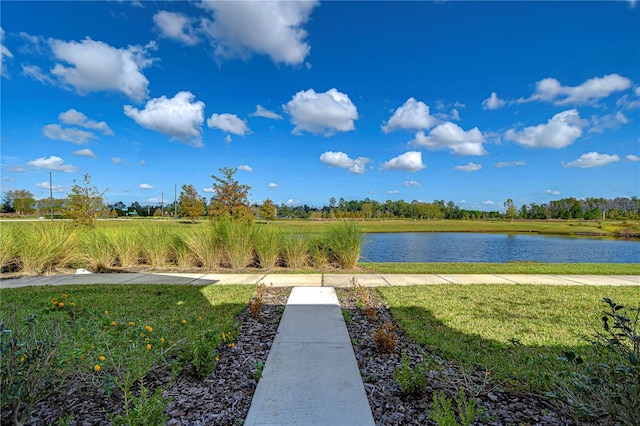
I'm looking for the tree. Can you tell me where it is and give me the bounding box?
[208,167,253,222]
[3,189,35,215]
[65,174,105,226]
[178,184,206,223]
[504,198,517,221]
[259,198,277,223]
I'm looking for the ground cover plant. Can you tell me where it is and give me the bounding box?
[0,284,255,424]
[377,284,639,424]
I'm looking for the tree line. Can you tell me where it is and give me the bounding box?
[2,168,639,222]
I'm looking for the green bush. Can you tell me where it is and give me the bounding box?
[393,355,429,395]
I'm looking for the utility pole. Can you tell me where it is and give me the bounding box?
[49,171,53,221]
[174,184,177,220]
[161,191,164,219]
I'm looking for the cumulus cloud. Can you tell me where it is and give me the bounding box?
[410,122,486,156]
[27,156,77,172]
[505,109,588,149]
[382,98,437,133]
[284,88,358,136]
[404,180,420,187]
[546,189,561,195]
[153,11,199,45]
[454,162,482,172]
[268,182,279,188]
[207,113,250,136]
[238,165,253,172]
[521,74,632,106]
[48,37,156,102]
[626,154,640,162]
[124,91,205,146]
[381,151,426,172]
[72,148,96,158]
[35,181,65,192]
[202,187,214,193]
[563,152,621,168]
[483,200,495,206]
[111,157,122,164]
[59,109,113,135]
[1,27,13,78]
[249,105,283,120]
[198,0,318,65]
[482,92,506,110]
[319,151,370,174]
[42,124,97,145]
[139,183,153,189]
[22,64,54,84]
[589,111,629,134]
[495,160,526,168]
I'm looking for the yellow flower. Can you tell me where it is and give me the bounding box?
[140,333,146,337]
[215,356,220,362]
[221,332,227,342]
[94,364,101,372]
[110,321,117,326]
[61,294,68,298]
[128,321,135,326]
[58,302,65,308]
[146,344,152,350]
[160,337,165,344]
[19,356,26,362]
[144,325,153,333]
[197,316,203,321]
[104,310,109,316]
[228,343,235,348]
[51,298,58,304]
[181,319,187,324]
[98,356,106,362]
[70,302,76,307]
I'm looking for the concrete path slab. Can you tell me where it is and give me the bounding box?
[200,274,264,285]
[436,274,517,284]
[554,275,640,286]
[324,274,388,287]
[492,274,581,285]
[259,274,323,287]
[244,287,374,426]
[382,274,451,286]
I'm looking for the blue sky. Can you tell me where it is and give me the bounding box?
[1,0,639,211]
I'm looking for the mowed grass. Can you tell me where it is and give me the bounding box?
[361,262,640,275]
[378,284,640,391]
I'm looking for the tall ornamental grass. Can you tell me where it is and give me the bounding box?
[18,223,79,275]
[324,221,363,269]
[0,225,22,272]
[184,225,223,268]
[140,225,177,267]
[106,228,143,268]
[253,225,283,269]
[282,233,309,269]
[218,220,255,269]
[79,229,116,271]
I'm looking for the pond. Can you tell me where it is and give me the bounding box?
[360,232,640,263]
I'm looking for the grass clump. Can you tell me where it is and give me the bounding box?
[282,234,309,269]
[323,221,362,269]
[217,220,255,269]
[253,225,283,269]
[184,225,223,268]
[17,223,79,275]
[79,229,116,271]
[107,227,143,268]
[0,225,22,273]
[140,225,177,267]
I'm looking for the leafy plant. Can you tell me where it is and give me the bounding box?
[556,298,639,425]
[393,355,429,395]
[252,361,264,381]
[110,383,170,426]
[429,389,483,426]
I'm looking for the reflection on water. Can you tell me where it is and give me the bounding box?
[360,233,640,263]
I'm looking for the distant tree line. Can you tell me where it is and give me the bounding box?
[2,171,638,222]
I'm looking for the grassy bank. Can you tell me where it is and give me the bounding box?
[361,262,640,275]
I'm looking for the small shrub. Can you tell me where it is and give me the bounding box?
[181,330,220,380]
[394,355,429,395]
[429,389,483,426]
[372,321,398,353]
[249,284,267,319]
[110,384,170,426]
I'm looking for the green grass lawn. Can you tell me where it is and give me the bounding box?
[360,262,640,275]
[377,284,640,391]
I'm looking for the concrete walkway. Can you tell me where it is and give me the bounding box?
[1,272,638,288]
[244,287,375,425]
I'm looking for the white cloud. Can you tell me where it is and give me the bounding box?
[140,160,146,166]
[522,74,632,105]
[286,198,300,206]
[388,190,399,194]
[139,183,154,189]
[111,157,122,164]
[59,109,113,135]
[382,98,437,133]
[546,189,561,195]
[35,181,65,192]
[198,1,318,65]
[284,88,358,136]
[22,64,54,84]
[454,162,482,172]
[72,148,96,158]
[202,187,214,193]
[410,122,486,156]
[224,135,232,143]
[381,151,426,172]
[319,151,370,174]
[589,111,629,134]
[124,91,205,147]
[207,113,250,136]
[626,154,640,162]
[404,180,420,187]
[153,11,199,45]
[482,92,506,110]
[483,200,495,205]
[495,160,526,168]
[563,152,621,168]
[505,109,588,149]
[268,182,279,188]
[42,124,97,145]
[1,27,13,78]
[27,156,77,172]
[249,105,283,120]
[48,37,156,102]
[238,165,253,172]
